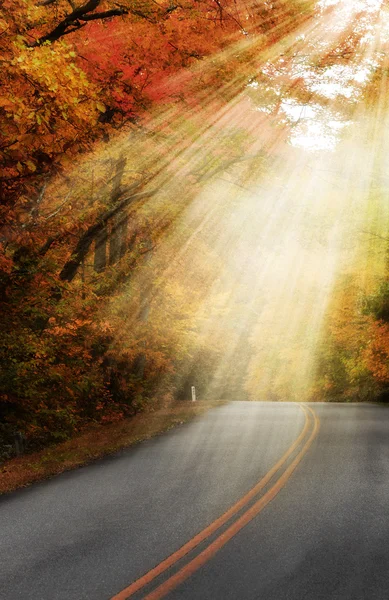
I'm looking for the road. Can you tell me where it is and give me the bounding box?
[1,401,389,600]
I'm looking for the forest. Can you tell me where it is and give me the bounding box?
[2,0,389,462]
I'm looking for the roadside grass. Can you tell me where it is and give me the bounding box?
[0,400,226,495]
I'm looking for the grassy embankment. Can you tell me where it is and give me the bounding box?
[0,400,226,495]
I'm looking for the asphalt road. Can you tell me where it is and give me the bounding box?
[1,402,389,600]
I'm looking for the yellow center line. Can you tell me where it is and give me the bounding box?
[142,404,320,600]
[111,403,313,600]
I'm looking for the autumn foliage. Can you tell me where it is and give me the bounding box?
[4,0,389,467]
[4,0,389,461]
[0,0,316,457]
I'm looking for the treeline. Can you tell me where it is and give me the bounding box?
[0,0,314,457]
[308,57,389,405]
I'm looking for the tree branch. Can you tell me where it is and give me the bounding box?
[59,187,156,282]
[31,0,128,46]
[79,8,128,20]
[37,0,57,6]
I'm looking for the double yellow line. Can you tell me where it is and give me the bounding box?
[111,403,319,600]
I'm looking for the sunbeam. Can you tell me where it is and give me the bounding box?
[31,0,389,408]
[3,0,389,459]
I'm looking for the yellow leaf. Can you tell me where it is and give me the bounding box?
[96,102,106,113]
[25,160,36,172]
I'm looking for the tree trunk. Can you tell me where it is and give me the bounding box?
[109,215,121,265]
[119,215,129,258]
[94,225,108,272]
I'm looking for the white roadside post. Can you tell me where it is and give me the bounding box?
[191,385,196,402]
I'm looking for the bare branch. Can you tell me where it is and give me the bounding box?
[80,8,128,20]
[360,230,389,243]
[41,191,72,221]
[30,0,128,46]
[21,183,47,229]
[36,0,57,6]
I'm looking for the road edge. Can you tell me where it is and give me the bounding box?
[0,400,227,496]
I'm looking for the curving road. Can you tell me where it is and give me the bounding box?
[1,402,389,599]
